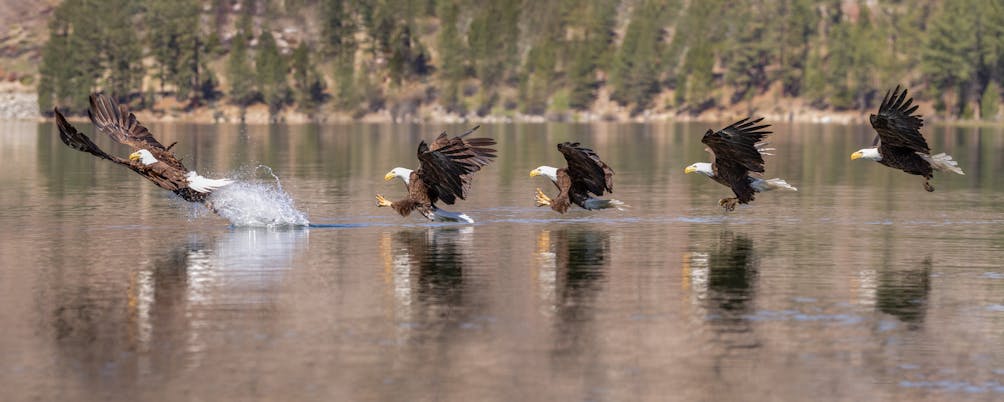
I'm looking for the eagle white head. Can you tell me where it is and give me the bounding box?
[850,148,882,162]
[129,149,158,166]
[529,166,559,182]
[684,162,714,177]
[384,167,413,184]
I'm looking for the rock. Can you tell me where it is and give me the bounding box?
[0,92,37,120]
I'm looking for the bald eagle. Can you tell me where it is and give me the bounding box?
[851,86,964,191]
[529,142,623,213]
[376,126,496,223]
[684,117,797,211]
[54,93,232,207]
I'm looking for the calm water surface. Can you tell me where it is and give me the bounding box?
[2,121,1004,401]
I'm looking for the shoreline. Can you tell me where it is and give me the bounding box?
[4,89,1004,127]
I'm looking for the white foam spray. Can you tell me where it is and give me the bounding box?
[207,165,310,228]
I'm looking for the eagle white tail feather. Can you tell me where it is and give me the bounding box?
[431,207,475,223]
[751,178,798,192]
[756,142,776,156]
[186,171,234,193]
[921,152,965,175]
[584,198,628,211]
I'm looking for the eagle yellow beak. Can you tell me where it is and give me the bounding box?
[529,169,540,177]
[384,172,396,181]
[129,151,141,161]
[850,151,863,160]
[684,166,697,174]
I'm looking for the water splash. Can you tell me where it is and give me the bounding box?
[208,165,310,228]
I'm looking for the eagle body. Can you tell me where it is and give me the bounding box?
[377,126,496,223]
[386,171,435,219]
[877,146,933,179]
[708,167,758,204]
[541,168,586,214]
[685,117,797,211]
[852,86,964,191]
[54,93,232,207]
[125,159,205,201]
[531,142,621,214]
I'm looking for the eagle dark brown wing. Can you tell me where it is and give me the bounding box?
[702,117,771,203]
[87,93,188,172]
[428,125,482,151]
[557,142,613,197]
[54,107,204,200]
[54,108,130,165]
[415,130,497,205]
[869,85,930,154]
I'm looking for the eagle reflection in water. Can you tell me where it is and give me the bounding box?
[875,257,932,329]
[683,231,759,351]
[380,227,474,322]
[535,228,611,357]
[132,229,307,362]
[50,229,307,382]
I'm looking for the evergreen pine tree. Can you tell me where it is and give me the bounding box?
[567,47,596,111]
[521,44,557,115]
[291,43,327,115]
[802,47,826,104]
[256,31,291,117]
[321,0,355,58]
[671,0,721,110]
[923,2,975,114]
[981,81,1000,120]
[147,0,201,101]
[775,0,818,96]
[436,0,466,112]
[38,0,143,113]
[387,24,430,84]
[468,0,520,88]
[610,0,663,113]
[227,29,256,115]
[334,53,359,110]
[849,3,880,108]
[824,9,855,109]
[100,0,143,102]
[38,5,76,113]
[724,6,772,103]
[565,0,616,110]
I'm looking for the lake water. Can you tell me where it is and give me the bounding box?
[1,121,1003,401]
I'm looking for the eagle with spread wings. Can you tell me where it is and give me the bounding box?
[851,85,964,191]
[530,142,623,213]
[685,117,797,211]
[376,126,497,223]
[54,93,232,206]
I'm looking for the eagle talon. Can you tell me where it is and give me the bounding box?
[375,194,393,207]
[923,181,935,192]
[719,197,738,212]
[534,188,552,207]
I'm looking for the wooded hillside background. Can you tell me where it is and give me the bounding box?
[26,0,1004,121]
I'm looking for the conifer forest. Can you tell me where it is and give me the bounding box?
[33,0,1004,121]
